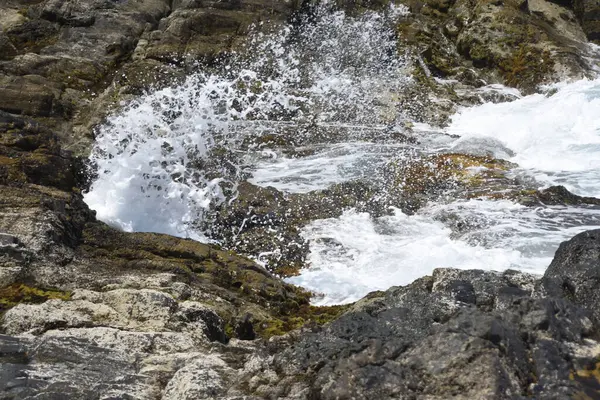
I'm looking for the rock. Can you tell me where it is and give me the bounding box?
[0,328,224,399]
[529,0,587,42]
[450,135,517,159]
[401,0,596,95]
[0,76,57,117]
[230,266,599,399]
[5,18,59,54]
[382,152,521,210]
[543,229,600,323]
[0,33,18,61]
[574,0,600,41]
[535,185,600,205]
[162,355,233,400]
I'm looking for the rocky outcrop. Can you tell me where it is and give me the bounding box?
[574,0,600,41]
[543,229,600,323]
[228,250,600,399]
[398,0,599,109]
[207,180,383,276]
[0,109,341,398]
[5,232,600,399]
[0,0,298,155]
[1,0,600,398]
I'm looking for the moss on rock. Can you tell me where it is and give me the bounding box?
[570,360,600,399]
[500,45,554,93]
[0,284,71,315]
[255,304,350,338]
[388,153,515,197]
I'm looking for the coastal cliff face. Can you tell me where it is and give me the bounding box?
[1,0,600,398]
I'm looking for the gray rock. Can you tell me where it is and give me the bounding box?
[574,0,600,41]
[543,229,600,322]
[229,266,599,399]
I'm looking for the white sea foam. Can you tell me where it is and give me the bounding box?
[249,141,413,192]
[287,80,600,305]
[84,72,306,239]
[447,79,600,197]
[84,3,600,307]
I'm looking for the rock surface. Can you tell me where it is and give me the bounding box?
[4,228,600,398]
[1,0,600,398]
[228,256,600,399]
[543,229,600,323]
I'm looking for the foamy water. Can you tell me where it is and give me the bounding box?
[282,80,600,304]
[84,3,600,305]
[289,201,600,305]
[85,4,409,238]
[448,79,600,197]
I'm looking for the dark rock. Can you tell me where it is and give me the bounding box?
[234,314,257,340]
[0,76,56,117]
[0,111,75,190]
[574,0,600,41]
[543,229,600,323]
[536,185,600,206]
[229,265,600,399]
[0,233,19,247]
[208,180,384,276]
[5,19,59,53]
[0,33,18,61]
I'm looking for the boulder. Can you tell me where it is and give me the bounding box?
[230,267,599,399]
[543,229,600,323]
[574,0,600,41]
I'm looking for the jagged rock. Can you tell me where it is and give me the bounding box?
[543,229,600,323]
[162,355,233,400]
[0,328,237,399]
[535,185,600,205]
[0,33,18,61]
[382,152,522,210]
[208,180,384,276]
[400,0,595,96]
[230,266,599,399]
[575,0,600,41]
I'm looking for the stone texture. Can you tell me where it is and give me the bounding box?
[575,0,600,41]
[1,0,600,399]
[543,229,600,322]
[228,267,600,399]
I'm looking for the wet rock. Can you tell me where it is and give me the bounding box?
[0,33,18,61]
[208,179,386,276]
[230,265,599,399]
[543,229,600,323]
[575,0,600,41]
[383,152,520,209]
[450,136,516,159]
[400,0,596,98]
[0,76,57,117]
[535,185,600,206]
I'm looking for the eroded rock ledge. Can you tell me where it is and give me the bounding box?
[3,230,600,398]
[1,0,600,398]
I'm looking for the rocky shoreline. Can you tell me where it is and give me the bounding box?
[2,0,600,398]
[3,229,600,398]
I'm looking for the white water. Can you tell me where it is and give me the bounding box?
[85,4,409,238]
[448,79,600,197]
[290,201,600,305]
[283,80,600,304]
[84,4,600,306]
